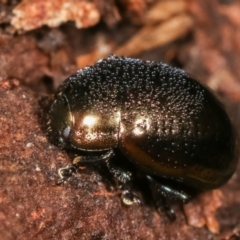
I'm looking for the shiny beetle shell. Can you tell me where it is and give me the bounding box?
[48,55,237,192]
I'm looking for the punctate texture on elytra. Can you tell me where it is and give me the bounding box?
[48,55,237,194]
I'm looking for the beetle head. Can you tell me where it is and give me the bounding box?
[47,92,73,148]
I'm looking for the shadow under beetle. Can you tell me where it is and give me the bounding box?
[47,55,238,220]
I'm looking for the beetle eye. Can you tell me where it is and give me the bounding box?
[62,126,71,139]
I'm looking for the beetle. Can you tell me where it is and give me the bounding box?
[47,55,238,219]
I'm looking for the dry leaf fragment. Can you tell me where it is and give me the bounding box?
[115,14,193,56]
[11,0,100,31]
[145,0,187,24]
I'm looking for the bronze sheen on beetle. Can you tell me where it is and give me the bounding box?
[48,55,237,219]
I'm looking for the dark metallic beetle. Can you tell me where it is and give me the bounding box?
[47,55,238,219]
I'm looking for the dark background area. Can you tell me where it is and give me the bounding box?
[0,0,240,239]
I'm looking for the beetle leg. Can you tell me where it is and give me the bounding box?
[155,195,177,221]
[121,188,141,206]
[58,165,77,184]
[105,159,141,206]
[146,175,193,221]
[57,150,114,184]
[146,175,176,220]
